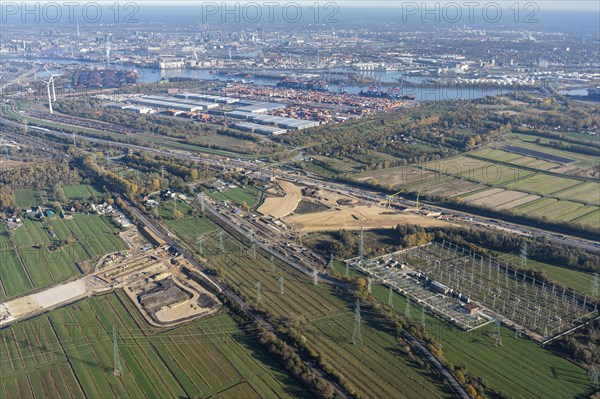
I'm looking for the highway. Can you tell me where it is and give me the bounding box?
[2,114,598,253]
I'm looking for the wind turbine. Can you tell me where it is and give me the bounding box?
[42,66,57,113]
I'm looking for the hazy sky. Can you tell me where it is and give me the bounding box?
[131,1,599,12]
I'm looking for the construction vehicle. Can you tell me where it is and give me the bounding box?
[386,190,404,208]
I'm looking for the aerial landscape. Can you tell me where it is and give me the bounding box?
[0,1,599,398]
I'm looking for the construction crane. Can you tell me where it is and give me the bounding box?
[386,190,404,208]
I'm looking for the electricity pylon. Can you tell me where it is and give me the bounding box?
[352,300,362,345]
[270,253,275,274]
[278,276,284,295]
[195,236,204,255]
[255,282,261,303]
[112,324,122,376]
[388,286,394,308]
[218,231,224,252]
[494,318,503,347]
[367,277,372,294]
[199,191,205,213]
[358,224,364,262]
[520,241,528,267]
[589,365,599,388]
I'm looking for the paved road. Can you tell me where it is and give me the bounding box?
[402,331,471,399]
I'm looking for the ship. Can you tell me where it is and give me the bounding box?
[276,78,329,92]
[359,85,414,100]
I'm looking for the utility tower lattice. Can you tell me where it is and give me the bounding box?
[589,365,599,388]
[270,253,275,274]
[199,191,205,213]
[195,236,204,255]
[312,270,319,286]
[328,253,335,270]
[345,262,350,277]
[218,231,224,252]
[388,286,394,308]
[421,305,426,327]
[250,243,256,260]
[358,224,365,263]
[367,277,372,294]
[278,276,284,295]
[352,300,363,345]
[112,324,122,376]
[255,282,261,303]
[591,273,599,297]
[494,319,503,347]
[405,297,411,319]
[520,241,528,267]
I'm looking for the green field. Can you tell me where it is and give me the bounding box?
[353,138,599,229]
[14,189,39,209]
[62,184,103,200]
[0,214,124,300]
[331,262,595,399]
[207,186,261,208]
[494,252,597,296]
[0,292,308,399]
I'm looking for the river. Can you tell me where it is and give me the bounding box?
[4,56,517,102]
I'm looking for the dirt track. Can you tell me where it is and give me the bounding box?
[258,180,303,218]
[285,204,452,232]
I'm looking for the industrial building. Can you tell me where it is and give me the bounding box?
[175,92,239,104]
[234,122,287,136]
[106,103,156,114]
[142,95,220,109]
[236,102,286,114]
[226,110,319,130]
[129,98,204,112]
